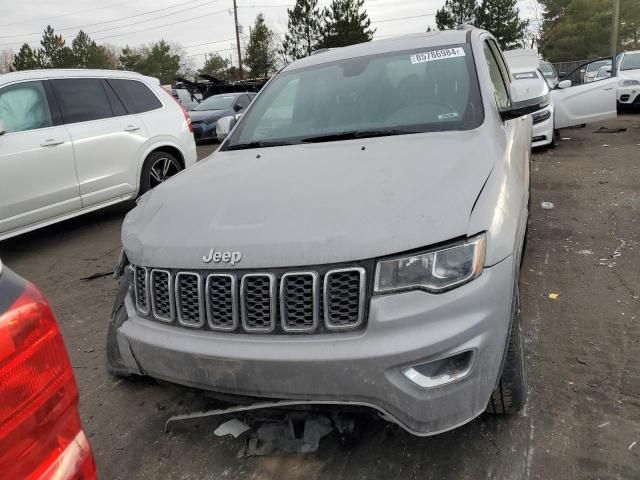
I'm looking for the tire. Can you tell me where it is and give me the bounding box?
[549,128,559,149]
[139,150,183,196]
[105,272,134,378]
[617,102,627,115]
[486,287,527,414]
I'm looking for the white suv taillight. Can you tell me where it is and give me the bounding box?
[0,283,97,480]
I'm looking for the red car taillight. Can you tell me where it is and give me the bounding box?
[0,283,97,480]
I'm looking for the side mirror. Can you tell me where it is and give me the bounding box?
[557,79,572,89]
[499,94,550,122]
[0,121,6,136]
[216,116,236,142]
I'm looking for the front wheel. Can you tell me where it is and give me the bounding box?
[486,287,527,414]
[139,151,183,196]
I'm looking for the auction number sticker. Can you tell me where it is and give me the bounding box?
[411,48,465,64]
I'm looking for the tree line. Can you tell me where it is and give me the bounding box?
[5,1,639,79]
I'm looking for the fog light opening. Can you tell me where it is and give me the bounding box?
[402,350,475,388]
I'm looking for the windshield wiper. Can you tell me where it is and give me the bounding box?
[225,140,297,151]
[301,128,416,143]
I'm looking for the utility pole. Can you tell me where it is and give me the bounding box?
[233,0,243,79]
[610,0,620,56]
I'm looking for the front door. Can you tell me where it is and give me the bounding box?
[0,80,80,238]
[552,59,618,129]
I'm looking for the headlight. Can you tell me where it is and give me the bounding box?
[532,108,551,124]
[619,79,640,87]
[374,234,486,294]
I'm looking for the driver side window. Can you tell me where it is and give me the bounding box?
[0,81,53,134]
[482,41,510,109]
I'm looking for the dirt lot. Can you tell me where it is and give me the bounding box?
[1,118,639,480]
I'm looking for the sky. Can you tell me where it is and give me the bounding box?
[0,0,540,68]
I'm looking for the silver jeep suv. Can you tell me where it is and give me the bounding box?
[107,28,548,435]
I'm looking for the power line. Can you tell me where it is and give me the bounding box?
[184,37,236,48]
[0,0,221,40]
[93,7,233,41]
[373,13,435,24]
[0,0,146,28]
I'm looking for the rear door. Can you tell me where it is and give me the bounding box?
[51,78,149,208]
[552,59,617,129]
[0,80,80,237]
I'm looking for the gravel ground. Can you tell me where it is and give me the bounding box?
[1,117,639,480]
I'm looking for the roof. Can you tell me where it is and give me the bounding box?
[284,30,475,72]
[0,69,158,86]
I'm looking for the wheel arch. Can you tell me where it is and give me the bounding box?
[136,141,186,195]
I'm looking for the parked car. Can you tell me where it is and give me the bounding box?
[189,92,256,142]
[583,59,612,83]
[107,28,616,436]
[539,59,559,88]
[595,65,612,80]
[505,49,618,148]
[616,50,640,111]
[0,259,97,478]
[171,87,202,110]
[0,69,197,242]
[510,68,555,148]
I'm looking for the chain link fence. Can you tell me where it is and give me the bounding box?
[552,60,590,83]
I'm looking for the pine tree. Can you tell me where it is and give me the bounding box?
[435,0,477,30]
[282,0,324,60]
[40,25,74,68]
[476,0,529,49]
[12,44,42,70]
[198,53,230,79]
[71,30,112,69]
[319,0,375,48]
[244,14,278,78]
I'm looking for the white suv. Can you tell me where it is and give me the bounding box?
[0,69,197,241]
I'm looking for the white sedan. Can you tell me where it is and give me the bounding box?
[616,50,640,111]
[506,49,619,148]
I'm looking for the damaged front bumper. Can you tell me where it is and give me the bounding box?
[116,256,514,436]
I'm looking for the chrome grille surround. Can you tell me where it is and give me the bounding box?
[133,266,149,316]
[150,269,174,323]
[323,268,366,331]
[280,272,319,333]
[205,274,238,331]
[175,272,204,328]
[241,273,277,333]
[132,266,368,334]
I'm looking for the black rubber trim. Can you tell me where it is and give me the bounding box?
[0,266,27,315]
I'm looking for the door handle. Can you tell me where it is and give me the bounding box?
[40,139,64,147]
[604,87,614,91]
[124,125,141,132]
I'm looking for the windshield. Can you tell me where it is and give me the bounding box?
[193,95,236,111]
[587,60,610,73]
[539,61,556,78]
[223,45,483,149]
[621,53,640,71]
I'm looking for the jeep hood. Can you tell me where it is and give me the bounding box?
[123,129,497,269]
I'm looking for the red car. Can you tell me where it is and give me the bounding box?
[0,259,97,479]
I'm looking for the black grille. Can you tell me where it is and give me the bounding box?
[134,267,148,313]
[151,270,172,320]
[135,266,367,334]
[325,269,364,329]
[242,275,275,332]
[206,275,236,330]
[176,273,202,326]
[281,273,316,331]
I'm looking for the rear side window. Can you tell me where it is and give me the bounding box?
[53,78,113,123]
[108,79,162,114]
[0,81,53,133]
